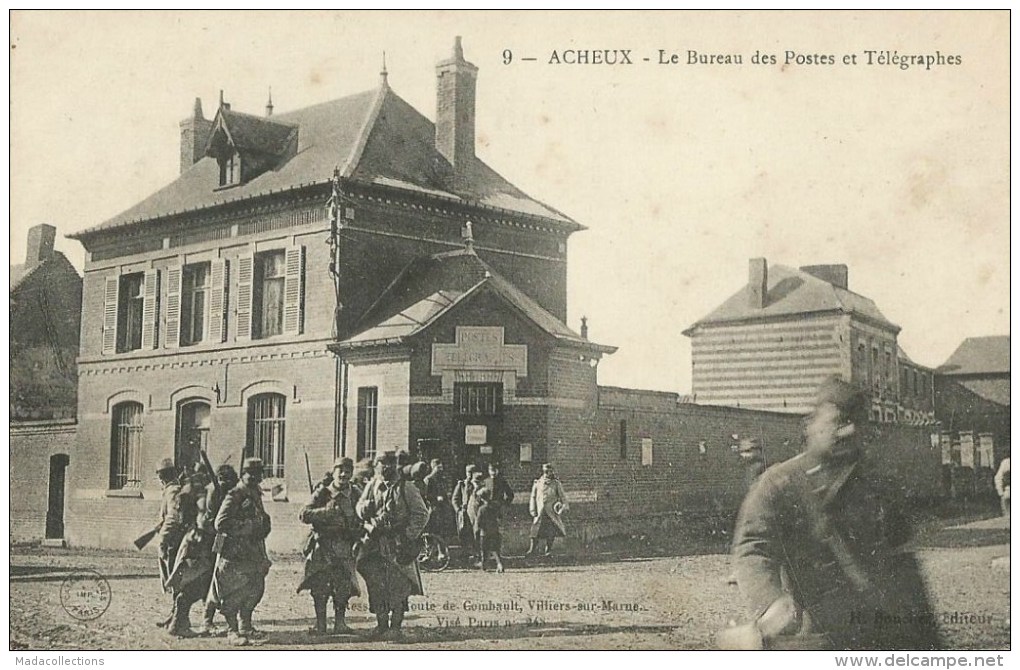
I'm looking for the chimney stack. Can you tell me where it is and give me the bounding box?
[179,97,213,174]
[435,36,478,177]
[26,223,56,266]
[800,264,849,290]
[749,258,768,309]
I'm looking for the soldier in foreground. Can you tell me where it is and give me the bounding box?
[298,457,363,636]
[154,458,188,630]
[724,377,940,650]
[162,467,213,637]
[356,450,430,640]
[196,464,239,636]
[210,457,273,646]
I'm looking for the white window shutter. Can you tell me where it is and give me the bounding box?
[102,276,119,355]
[141,269,161,349]
[283,245,305,336]
[164,266,182,348]
[208,259,229,343]
[236,253,254,341]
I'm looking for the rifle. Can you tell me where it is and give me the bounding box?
[304,451,314,494]
[133,524,160,550]
[201,449,222,498]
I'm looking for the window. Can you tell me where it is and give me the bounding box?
[180,263,210,346]
[110,402,143,489]
[253,251,286,339]
[219,152,240,187]
[357,387,379,460]
[641,437,653,466]
[117,273,144,352]
[871,347,880,387]
[176,400,210,472]
[454,383,502,417]
[619,420,628,460]
[248,393,285,479]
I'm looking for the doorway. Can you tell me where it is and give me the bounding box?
[46,454,69,540]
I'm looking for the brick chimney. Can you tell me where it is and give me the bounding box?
[749,258,768,309]
[179,97,213,174]
[435,36,478,175]
[26,223,56,267]
[800,264,849,290]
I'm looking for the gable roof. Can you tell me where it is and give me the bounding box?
[336,248,614,354]
[682,264,898,334]
[70,84,577,240]
[10,251,79,294]
[937,336,1010,376]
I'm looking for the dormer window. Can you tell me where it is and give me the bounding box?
[204,101,298,189]
[219,152,240,187]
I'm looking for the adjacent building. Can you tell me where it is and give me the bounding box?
[683,258,905,420]
[10,223,82,544]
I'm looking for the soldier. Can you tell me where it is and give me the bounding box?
[724,377,941,650]
[154,458,188,630]
[452,464,479,559]
[162,467,213,637]
[356,450,430,641]
[210,457,273,646]
[298,457,363,636]
[423,459,454,560]
[526,463,569,557]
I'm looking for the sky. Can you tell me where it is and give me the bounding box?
[9,10,1010,393]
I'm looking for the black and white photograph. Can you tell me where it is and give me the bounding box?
[8,9,1011,659]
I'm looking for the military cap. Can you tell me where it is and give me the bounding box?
[542,463,555,472]
[376,450,398,466]
[814,376,869,423]
[241,457,264,473]
[332,457,354,470]
[216,464,238,479]
[156,458,176,474]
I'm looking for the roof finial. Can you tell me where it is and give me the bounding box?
[453,36,464,61]
[219,89,224,107]
[380,51,389,86]
[265,86,274,117]
[461,220,475,251]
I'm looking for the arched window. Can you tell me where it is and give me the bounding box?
[176,400,211,473]
[110,401,144,489]
[247,393,285,478]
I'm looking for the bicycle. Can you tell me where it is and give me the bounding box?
[417,532,451,572]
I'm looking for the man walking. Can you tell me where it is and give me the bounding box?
[210,457,273,646]
[527,463,569,557]
[724,377,940,650]
[356,451,430,641]
[452,464,479,560]
[298,457,363,636]
[154,458,188,630]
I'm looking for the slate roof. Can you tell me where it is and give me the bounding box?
[683,264,899,334]
[213,108,297,155]
[70,84,577,239]
[337,248,614,353]
[937,336,1010,376]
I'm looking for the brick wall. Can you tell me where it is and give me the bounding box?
[10,420,76,544]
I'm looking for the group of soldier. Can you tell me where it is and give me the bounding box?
[151,447,565,645]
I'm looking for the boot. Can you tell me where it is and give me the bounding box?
[544,539,554,556]
[168,597,195,638]
[495,555,505,573]
[239,610,265,639]
[196,603,218,637]
[225,612,247,647]
[332,599,353,635]
[309,597,328,636]
[366,613,389,640]
[524,539,537,557]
